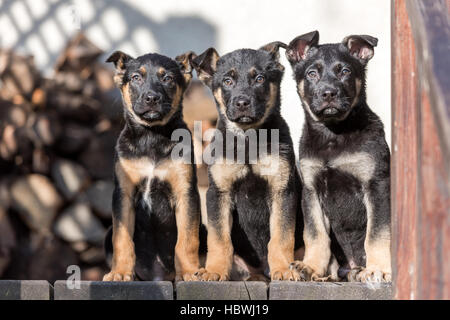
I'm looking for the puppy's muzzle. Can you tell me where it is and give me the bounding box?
[230,96,256,124]
[134,92,163,120]
[145,92,161,106]
[316,88,348,118]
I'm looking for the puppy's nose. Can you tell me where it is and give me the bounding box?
[145,93,161,105]
[235,97,251,109]
[321,89,338,102]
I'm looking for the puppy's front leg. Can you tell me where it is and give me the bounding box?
[268,186,300,281]
[169,164,201,282]
[195,183,233,281]
[291,188,332,281]
[103,161,138,281]
[349,178,391,283]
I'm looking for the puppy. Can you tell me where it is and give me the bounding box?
[191,43,304,281]
[285,31,391,283]
[103,51,202,281]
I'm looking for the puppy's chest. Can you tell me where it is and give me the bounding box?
[118,158,169,185]
[299,152,375,189]
[209,155,291,192]
[116,157,191,200]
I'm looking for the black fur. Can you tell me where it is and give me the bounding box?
[104,52,204,280]
[194,45,303,278]
[286,31,390,277]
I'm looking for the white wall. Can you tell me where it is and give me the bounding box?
[0,0,391,149]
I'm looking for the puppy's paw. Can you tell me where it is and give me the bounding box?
[347,267,391,283]
[103,270,134,282]
[246,274,270,282]
[176,271,199,282]
[271,268,302,281]
[194,268,229,281]
[289,261,329,282]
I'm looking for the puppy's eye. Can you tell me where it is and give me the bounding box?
[255,75,265,84]
[132,74,142,82]
[162,75,173,83]
[342,68,351,76]
[307,70,318,79]
[223,78,234,86]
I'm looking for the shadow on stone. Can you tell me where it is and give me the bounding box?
[269,282,393,300]
[0,280,52,300]
[54,280,173,300]
[176,281,268,300]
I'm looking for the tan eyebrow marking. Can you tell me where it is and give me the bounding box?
[139,66,147,75]
[158,67,166,75]
[249,67,257,77]
[225,68,236,78]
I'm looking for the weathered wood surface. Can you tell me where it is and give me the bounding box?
[392,0,449,300]
[392,0,420,300]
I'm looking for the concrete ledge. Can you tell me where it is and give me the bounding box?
[0,280,52,300]
[54,281,173,300]
[269,282,393,300]
[0,280,393,300]
[176,281,267,300]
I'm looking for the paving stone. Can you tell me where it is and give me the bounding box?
[176,281,267,300]
[0,280,52,300]
[54,280,173,300]
[269,282,393,300]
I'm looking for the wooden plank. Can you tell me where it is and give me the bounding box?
[418,89,450,300]
[407,0,450,179]
[391,0,420,300]
[392,0,450,300]
[407,0,450,300]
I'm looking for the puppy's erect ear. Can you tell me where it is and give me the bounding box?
[286,31,319,64]
[175,51,197,85]
[191,48,220,87]
[259,41,288,61]
[342,35,378,64]
[106,51,133,86]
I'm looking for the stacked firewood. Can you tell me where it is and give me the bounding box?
[0,34,123,282]
[0,34,218,282]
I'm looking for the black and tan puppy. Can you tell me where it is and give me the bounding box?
[191,44,303,281]
[285,31,391,282]
[103,51,202,281]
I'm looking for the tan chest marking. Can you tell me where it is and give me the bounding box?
[209,162,249,192]
[252,155,290,190]
[299,152,375,187]
[116,157,192,197]
[329,152,375,184]
[210,154,290,192]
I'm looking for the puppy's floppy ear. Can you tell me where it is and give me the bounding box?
[342,35,378,64]
[106,51,133,72]
[106,51,133,86]
[191,48,219,87]
[259,41,287,71]
[175,51,197,85]
[286,31,319,64]
[259,41,288,61]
